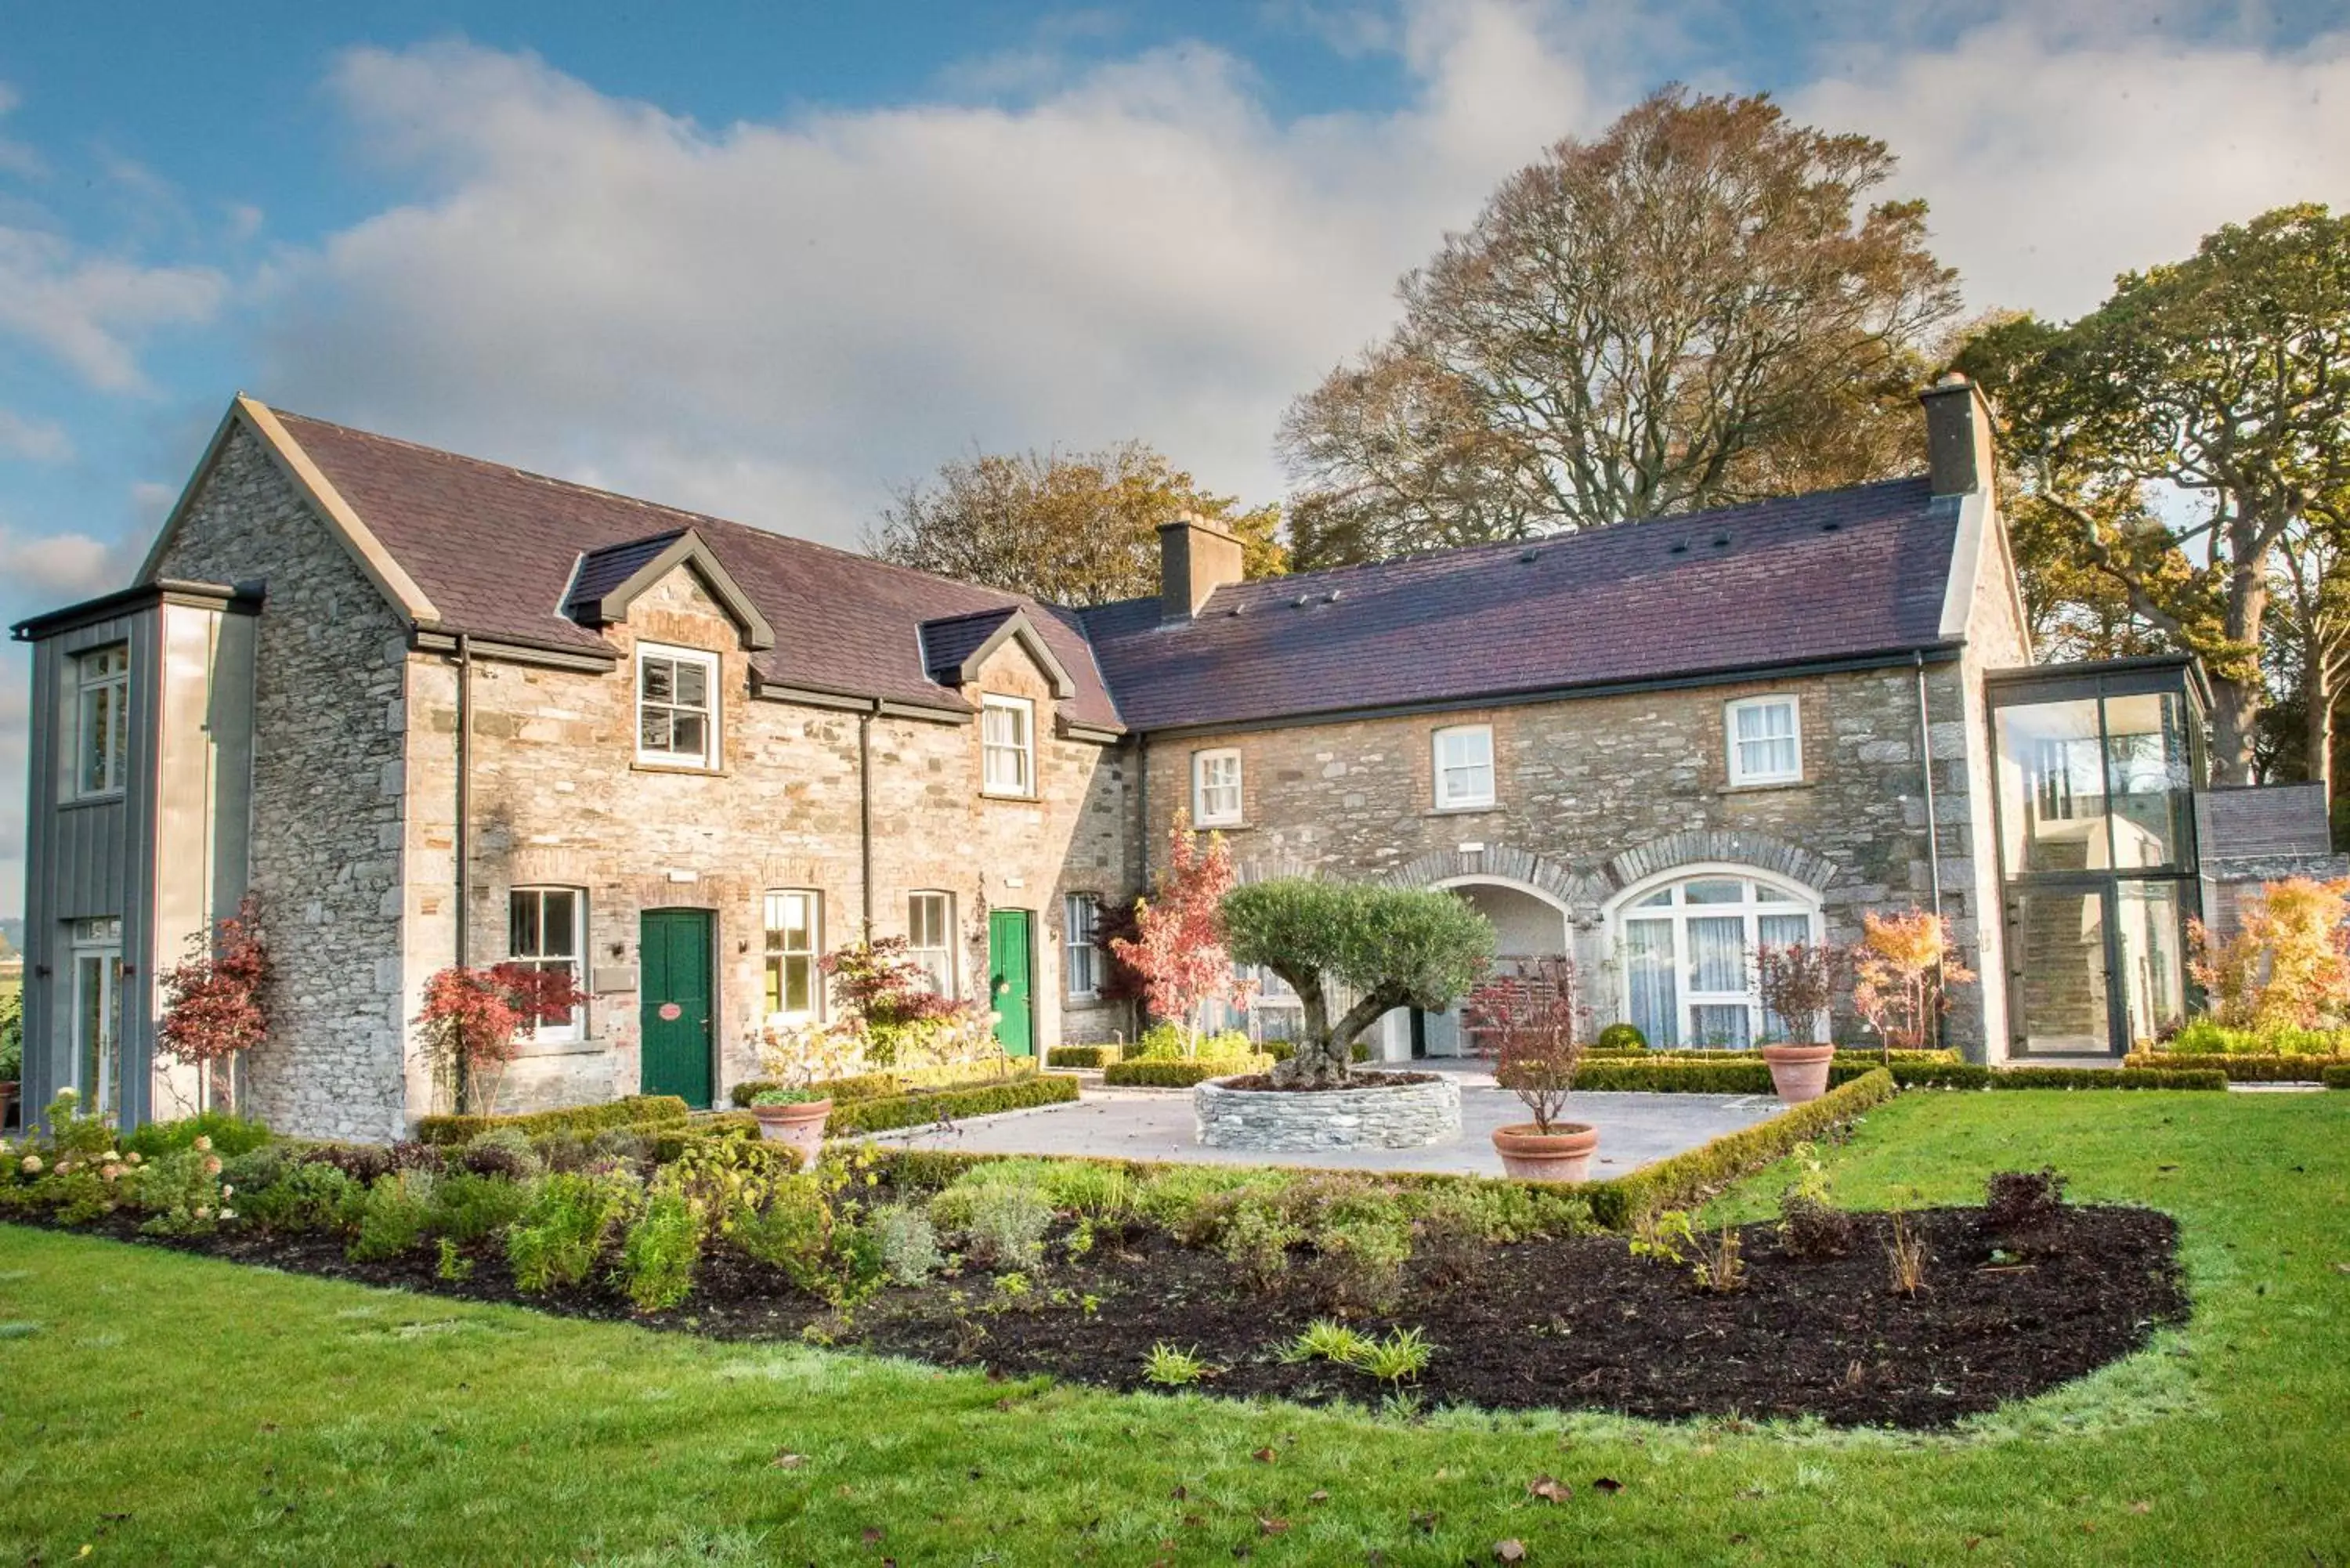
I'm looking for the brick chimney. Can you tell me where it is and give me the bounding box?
[1159,511,1245,622]
[1918,372,1997,498]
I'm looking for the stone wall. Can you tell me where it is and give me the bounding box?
[150,425,411,1140]
[1143,660,1998,1054]
[402,562,1136,1117]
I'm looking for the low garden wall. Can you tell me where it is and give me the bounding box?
[1194,1072,1462,1151]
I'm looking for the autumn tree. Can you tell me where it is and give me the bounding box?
[1279,85,1958,567]
[155,894,271,1112]
[1110,811,1245,1053]
[1848,909,1973,1060]
[1956,204,2350,786]
[866,442,1284,605]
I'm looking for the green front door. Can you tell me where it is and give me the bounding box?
[639,909,714,1106]
[987,909,1034,1057]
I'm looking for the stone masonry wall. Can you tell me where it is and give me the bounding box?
[150,425,410,1140]
[1144,661,1996,1054]
[403,565,1135,1117]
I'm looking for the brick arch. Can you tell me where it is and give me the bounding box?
[1604,829,1838,894]
[1381,844,1613,916]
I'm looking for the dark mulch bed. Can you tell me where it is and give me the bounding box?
[11,1201,2184,1430]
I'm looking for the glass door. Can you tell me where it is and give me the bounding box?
[71,917,125,1120]
[2115,881,2187,1047]
[2006,887,2112,1056]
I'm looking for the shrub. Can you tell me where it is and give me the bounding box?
[1849,909,1975,1054]
[123,1111,273,1161]
[507,1171,638,1292]
[728,1059,1035,1108]
[1593,1022,1647,1053]
[1466,956,1587,1131]
[349,1171,436,1263]
[1034,1162,1133,1219]
[1101,1057,1272,1087]
[2121,1050,2350,1081]
[2189,876,2350,1031]
[1133,1166,1290,1244]
[459,1128,544,1180]
[154,893,272,1093]
[870,1205,942,1285]
[1412,1190,1487,1285]
[963,1183,1056,1270]
[1217,1195,1303,1289]
[132,1143,231,1236]
[1754,939,1839,1043]
[1983,1168,2066,1239]
[824,1073,1077,1134]
[430,1169,531,1245]
[1141,1342,1207,1387]
[732,1168,884,1303]
[1775,1142,1851,1260]
[415,962,587,1115]
[303,1142,395,1184]
[2158,1019,2350,1057]
[616,1185,703,1312]
[1132,1024,1255,1061]
[1409,1180,1592,1243]
[1313,1216,1412,1313]
[1224,877,1493,1086]
[2326,1064,2350,1089]
[238,1159,358,1233]
[1044,1045,1121,1068]
[414,1094,690,1147]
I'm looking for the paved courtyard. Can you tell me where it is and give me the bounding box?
[866,1065,1787,1177]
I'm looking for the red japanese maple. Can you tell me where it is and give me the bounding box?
[1110,811,1247,1052]
[417,962,586,1113]
[156,894,272,1089]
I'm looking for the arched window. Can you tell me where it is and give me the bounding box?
[1611,870,1822,1050]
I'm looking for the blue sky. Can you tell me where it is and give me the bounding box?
[2,0,2348,913]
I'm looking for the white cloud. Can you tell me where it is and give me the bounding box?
[0,527,124,597]
[0,408,71,462]
[0,225,227,392]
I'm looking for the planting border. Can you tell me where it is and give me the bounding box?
[413,1094,690,1147]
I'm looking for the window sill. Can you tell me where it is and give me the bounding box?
[631,758,725,777]
[1193,817,1246,831]
[1721,777,1811,795]
[1426,803,1499,818]
[60,792,126,811]
[980,789,1042,804]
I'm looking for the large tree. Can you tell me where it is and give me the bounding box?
[1957,204,2350,786]
[1278,86,1959,568]
[866,441,1284,605]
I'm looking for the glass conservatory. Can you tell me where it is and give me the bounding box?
[1987,656,2207,1057]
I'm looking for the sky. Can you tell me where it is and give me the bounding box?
[1,0,2348,916]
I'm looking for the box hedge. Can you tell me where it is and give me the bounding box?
[2123,1051,2350,1082]
[1101,1055,1273,1088]
[726,1058,1034,1109]
[2324,1064,2350,1089]
[414,1093,691,1147]
[1892,1064,2225,1091]
[825,1072,1078,1135]
[1045,1045,1122,1068]
[1570,1059,2225,1093]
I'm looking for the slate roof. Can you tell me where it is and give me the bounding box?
[1078,479,1961,732]
[918,606,1021,685]
[266,410,1123,728]
[562,531,687,622]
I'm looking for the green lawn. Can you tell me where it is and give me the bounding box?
[3,1090,2346,1566]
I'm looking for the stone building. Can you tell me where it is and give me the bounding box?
[14,378,2232,1137]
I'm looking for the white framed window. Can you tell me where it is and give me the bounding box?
[636,645,718,768]
[764,890,822,1018]
[74,644,131,798]
[981,695,1035,796]
[908,891,956,997]
[1613,871,1822,1050]
[70,916,125,1119]
[1191,748,1242,826]
[1432,724,1495,810]
[508,887,587,1042]
[1726,695,1802,786]
[1063,893,1101,999]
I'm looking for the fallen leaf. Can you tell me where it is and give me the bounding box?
[1591,1476,1623,1494]
[771,1452,808,1469]
[862,1526,885,1545]
[1308,1490,1329,1505]
[1495,1541,1528,1563]
[2128,1501,2152,1515]
[1527,1475,1571,1504]
[1171,1485,1189,1501]
[1251,1447,1277,1464]
[1260,1517,1291,1536]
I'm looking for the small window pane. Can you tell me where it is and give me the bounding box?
[508,888,586,1040]
[1064,894,1100,998]
[909,893,955,996]
[765,891,820,1016]
[1683,879,1744,905]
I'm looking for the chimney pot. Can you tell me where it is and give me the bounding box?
[1158,511,1246,621]
[1919,373,1998,499]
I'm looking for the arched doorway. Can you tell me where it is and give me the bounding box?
[1601,865,1824,1050]
[1404,876,1574,1059]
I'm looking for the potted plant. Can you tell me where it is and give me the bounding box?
[1754,939,1839,1104]
[1466,957,1596,1181]
[748,1086,833,1163]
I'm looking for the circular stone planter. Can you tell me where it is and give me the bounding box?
[1194,1071,1461,1151]
[1761,1043,1835,1104]
[1491,1122,1599,1183]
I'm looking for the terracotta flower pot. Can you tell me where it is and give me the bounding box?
[750,1097,833,1168]
[1491,1122,1598,1183]
[1760,1043,1835,1104]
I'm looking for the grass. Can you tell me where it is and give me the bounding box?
[2,1090,2347,1565]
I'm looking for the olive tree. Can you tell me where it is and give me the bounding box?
[1222,880,1494,1087]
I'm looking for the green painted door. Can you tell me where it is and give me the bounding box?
[988,909,1035,1057]
[639,909,714,1106]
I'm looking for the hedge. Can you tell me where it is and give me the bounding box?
[1582,1046,1959,1064]
[1570,1060,2227,1094]
[2325,1065,2350,1089]
[1581,1068,1900,1228]
[826,1073,1079,1135]
[1046,1046,1122,1069]
[414,1093,691,1147]
[1893,1064,2225,1091]
[648,1118,803,1174]
[726,1058,1033,1109]
[1101,1055,1273,1088]
[2123,1051,2350,1082]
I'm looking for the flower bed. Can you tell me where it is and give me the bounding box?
[1194,1071,1459,1151]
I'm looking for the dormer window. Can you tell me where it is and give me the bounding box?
[74,643,130,797]
[982,695,1035,796]
[636,645,718,768]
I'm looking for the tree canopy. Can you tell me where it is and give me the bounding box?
[866,441,1284,606]
[1278,85,1959,568]
[1222,879,1493,1086]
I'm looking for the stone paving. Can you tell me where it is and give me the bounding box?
[865,1064,1787,1178]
